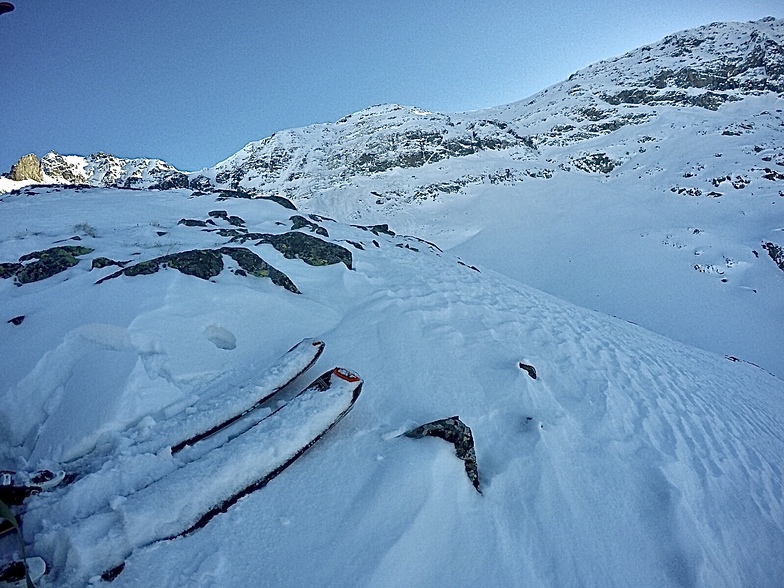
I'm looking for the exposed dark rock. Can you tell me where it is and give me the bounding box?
[571,153,620,174]
[395,243,419,252]
[148,172,190,191]
[213,189,252,200]
[220,247,299,293]
[96,247,299,292]
[671,186,704,197]
[602,89,739,110]
[2,246,94,285]
[230,231,353,269]
[0,263,22,279]
[215,228,248,238]
[762,241,784,272]
[10,153,43,182]
[178,218,214,227]
[518,363,538,379]
[91,257,128,270]
[189,176,214,192]
[113,249,223,281]
[405,416,481,492]
[39,152,87,184]
[308,213,336,223]
[261,195,297,210]
[8,316,25,326]
[290,215,329,237]
[457,260,480,272]
[351,223,395,236]
[208,210,246,226]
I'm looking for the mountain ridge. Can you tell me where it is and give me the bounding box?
[3,17,782,197]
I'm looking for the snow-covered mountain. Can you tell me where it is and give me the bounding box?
[1,151,189,192]
[6,17,782,202]
[1,17,784,587]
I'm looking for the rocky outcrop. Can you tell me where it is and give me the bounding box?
[5,151,189,191]
[1,246,93,285]
[762,241,784,272]
[9,154,43,182]
[95,247,300,293]
[405,416,481,492]
[40,152,88,184]
[229,231,353,269]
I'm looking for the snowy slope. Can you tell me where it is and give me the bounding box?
[0,186,782,587]
[5,17,775,374]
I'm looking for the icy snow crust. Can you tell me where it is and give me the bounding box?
[0,187,782,587]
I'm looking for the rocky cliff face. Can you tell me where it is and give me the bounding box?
[10,153,44,182]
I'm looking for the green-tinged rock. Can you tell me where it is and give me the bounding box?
[220,247,299,293]
[156,249,224,280]
[405,416,481,492]
[231,231,353,269]
[0,263,22,280]
[290,215,329,237]
[215,228,248,238]
[18,246,93,263]
[10,246,94,284]
[96,247,298,292]
[91,257,127,270]
[98,249,223,283]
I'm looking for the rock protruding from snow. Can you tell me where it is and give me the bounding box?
[9,153,43,182]
[405,416,481,492]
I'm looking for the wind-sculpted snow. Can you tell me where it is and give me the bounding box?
[0,186,782,587]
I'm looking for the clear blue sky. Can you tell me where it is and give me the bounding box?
[0,1,779,172]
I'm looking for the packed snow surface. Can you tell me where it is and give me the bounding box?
[0,187,782,587]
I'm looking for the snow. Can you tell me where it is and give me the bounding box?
[1,17,784,588]
[0,185,782,588]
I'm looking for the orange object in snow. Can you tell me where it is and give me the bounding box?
[332,367,361,383]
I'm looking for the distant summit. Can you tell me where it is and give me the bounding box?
[3,151,189,191]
